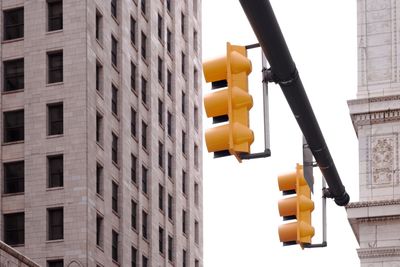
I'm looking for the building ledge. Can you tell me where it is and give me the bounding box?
[357,246,400,259]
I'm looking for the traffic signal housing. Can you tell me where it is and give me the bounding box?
[277,164,314,248]
[202,42,254,162]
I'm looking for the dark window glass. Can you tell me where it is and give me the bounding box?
[4,161,24,194]
[112,132,118,164]
[181,52,186,76]
[159,226,164,254]
[4,109,24,143]
[48,103,63,135]
[96,113,103,144]
[141,32,147,60]
[158,57,163,84]
[168,194,173,221]
[182,210,186,234]
[95,10,102,41]
[4,58,24,91]
[158,184,164,211]
[195,182,199,206]
[112,181,118,213]
[141,0,146,15]
[167,153,173,178]
[4,213,24,245]
[141,165,147,194]
[167,111,172,137]
[166,0,171,11]
[131,200,137,230]
[167,70,172,95]
[195,259,199,267]
[112,230,118,262]
[4,8,24,41]
[167,29,172,54]
[48,51,63,83]
[195,220,199,244]
[182,170,187,194]
[111,0,117,18]
[131,108,137,137]
[130,17,136,45]
[183,250,187,267]
[181,91,186,114]
[142,256,148,267]
[96,214,103,247]
[158,141,164,169]
[194,30,198,52]
[111,36,118,67]
[111,85,118,115]
[181,12,185,34]
[48,155,63,188]
[158,14,163,40]
[142,210,148,239]
[194,106,199,130]
[141,76,147,105]
[131,154,137,184]
[194,144,199,168]
[96,62,103,92]
[141,121,147,150]
[47,260,63,267]
[131,247,137,267]
[168,235,173,262]
[48,208,63,240]
[182,131,186,155]
[48,0,63,31]
[131,62,136,92]
[96,163,103,196]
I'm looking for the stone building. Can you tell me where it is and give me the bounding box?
[0,0,202,266]
[346,0,400,265]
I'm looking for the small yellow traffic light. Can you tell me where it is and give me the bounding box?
[277,164,315,248]
[203,42,254,162]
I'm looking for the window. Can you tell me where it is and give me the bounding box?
[142,210,148,239]
[47,0,63,31]
[96,61,103,92]
[167,111,173,137]
[168,235,173,262]
[167,69,172,95]
[141,121,147,150]
[195,220,199,244]
[112,230,118,262]
[181,12,185,35]
[111,0,117,18]
[158,99,164,126]
[131,247,137,267]
[182,170,187,195]
[141,32,147,60]
[131,154,137,184]
[158,141,164,168]
[141,165,148,194]
[96,112,103,145]
[194,0,198,16]
[48,155,63,188]
[111,35,118,67]
[158,14,163,40]
[130,16,136,45]
[194,144,199,168]
[4,109,24,143]
[48,51,63,83]
[48,208,63,240]
[112,181,118,213]
[194,67,199,91]
[112,132,118,164]
[167,153,173,178]
[141,0,146,15]
[96,163,103,196]
[158,57,163,84]
[195,182,199,206]
[182,210,187,234]
[131,62,136,92]
[167,28,172,54]
[3,8,24,41]
[4,212,24,245]
[166,0,171,12]
[195,259,199,267]
[181,91,186,114]
[168,194,173,221]
[159,227,164,254]
[111,85,118,115]
[181,52,186,76]
[96,214,103,247]
[159,184,164,211]
[4,161,24,194]
[48,103,63,135]
[194,106,199,130]
[183,250,187,267]
[47,260,63,267]
[194,30,198,52]
[131,200,137,230]
[95,10,102,42]
[141,76,147,105]
[142,255,148,267]
[4,58,24,91]
[182,131,186,155]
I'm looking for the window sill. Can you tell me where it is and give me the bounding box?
[131,88,138,96]
[131,134,138,142]
[131,41,137,50]
[8,243,24,248]
[112,161,119,169]
[112,259,120,266]
[142,101,149,110]
[47,134,64,139]
[2,192,24,197]
[96,89,104,99]
[112,210,120,218]
[131,227,138,234]
[2,140,24,146]
[46,81,64,87]
[46,239,64,244]
[2,37,24,44]
[112,112,119,121]
[141,56,148,66]
[168,217,174,225]
[46,29,63,35]
[96,141,104,150]
[112,63,119,73]
[111,14,119,25]
[96,38,103,49]
[2,89,24,95]
[46,186,64,191]
[96,244,104,252]
[96,193,104,200]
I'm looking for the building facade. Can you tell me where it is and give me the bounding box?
[0,0,203,266]
[346,0,400,265]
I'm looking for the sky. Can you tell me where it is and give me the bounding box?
[202,0,360,266]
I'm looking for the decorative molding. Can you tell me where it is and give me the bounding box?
[356,215,400,223]
[351,109,400,127]
[347,199,400,208]
[357,246,400,259]
[348,94,400,106]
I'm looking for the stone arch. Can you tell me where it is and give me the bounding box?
[67,259,84,267]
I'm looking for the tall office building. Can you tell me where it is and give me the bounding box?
[346,0,400,265]
[0,0,202,266]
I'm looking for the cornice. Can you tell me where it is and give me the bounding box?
[347,199,400,208]
[350,109,400,127]
[348,94,400,105]
[357,246,400,259]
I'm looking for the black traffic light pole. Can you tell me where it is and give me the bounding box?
[238,0,350,206]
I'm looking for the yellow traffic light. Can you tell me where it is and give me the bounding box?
[203,42,254,162]
[277,164,314,248]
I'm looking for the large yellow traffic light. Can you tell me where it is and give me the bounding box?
[277,164,314,248]
[203,42,254,162]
